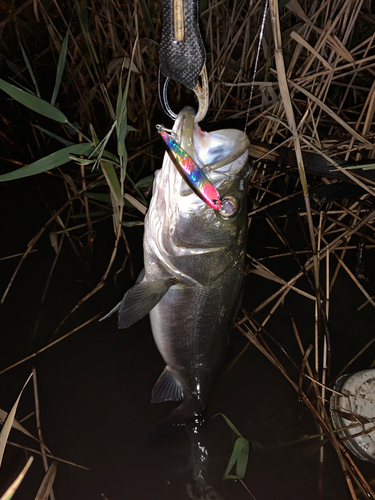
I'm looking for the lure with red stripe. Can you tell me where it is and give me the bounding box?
[158,130,221,210]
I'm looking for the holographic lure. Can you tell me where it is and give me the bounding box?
[157,127,221,210]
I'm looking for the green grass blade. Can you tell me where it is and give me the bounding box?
[89,121,117,163]
[78,0,89,33]
[0,79,67,123]
[115,60,137,166]
[0,373,33,467]
[125,172,148,206]
[1,54,19,73]
[8,76,38,94]
[84,192,111,203]
[117,109,128,155]
[75,0,99,74]
[51,26,70,105]
[138,0,156,38]
[101,160,122,204]
[89,126,122,210]
[219,413,243,438]
[20,44,40,98]
[135,174,154,189]
[123,60,133,110]
[121,221,144,227]
[84,192,134,207]
[102,150,120,163]
[116,59,134,158]
[100,83,116,121]
[109,189,120,234]
[223,437,249,480]
[71,157,97,165]
[115,73,123,124]
[223,437,243,479]
[32,125,73,147]
[71,210,109,218]
[122,142,128,170]
[0,143,93,182]
[235,438,249,478]
[0,456,34,500]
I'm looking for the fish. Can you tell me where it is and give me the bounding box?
[102,106,250,425]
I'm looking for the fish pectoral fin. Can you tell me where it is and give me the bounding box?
[151,367,183,403]
[99,277,176,327]
[99,302,121,322]
[117,277,177,329]
[135,267,145,284]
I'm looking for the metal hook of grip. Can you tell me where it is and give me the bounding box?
[158,67,177,121]
[192,64,209,123]
[158,65,209,123]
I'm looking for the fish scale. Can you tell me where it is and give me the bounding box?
[149,262,244,407]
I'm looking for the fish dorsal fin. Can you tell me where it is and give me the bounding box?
[152,367,183,403]
[100,277,177,328]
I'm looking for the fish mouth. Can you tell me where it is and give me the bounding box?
[174,107,250,169]
[173,106,250,196]
[193,124,250,173]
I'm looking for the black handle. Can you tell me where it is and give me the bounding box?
[159,0,206,90]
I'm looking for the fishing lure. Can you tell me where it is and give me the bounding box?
[157,126,221,210]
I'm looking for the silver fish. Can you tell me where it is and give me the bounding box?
[103,106,250,423]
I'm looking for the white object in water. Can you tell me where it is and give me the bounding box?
[330,369,375,463]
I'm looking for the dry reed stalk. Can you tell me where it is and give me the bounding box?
[7,440,89,469]
[0,311,104,377]
[314,210,375,244]
[33,221,67,339]
[321,233,375,307]
[249,256,316,301]
[1,184,95,304]
[243,4,375,496]
[358,296,375,311]
[251,199,373,314]
[239,318,374,500]
[32,367,56,500]
[270,0,321,309]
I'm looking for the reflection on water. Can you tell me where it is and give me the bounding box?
[147,416,225,500]
[185,420,224,500]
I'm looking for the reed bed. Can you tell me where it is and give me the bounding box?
[236,0,375,497]
[1,0,375,498]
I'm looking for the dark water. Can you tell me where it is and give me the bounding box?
[1,178,375,500]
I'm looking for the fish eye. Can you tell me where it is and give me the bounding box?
[218,196,238,220]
